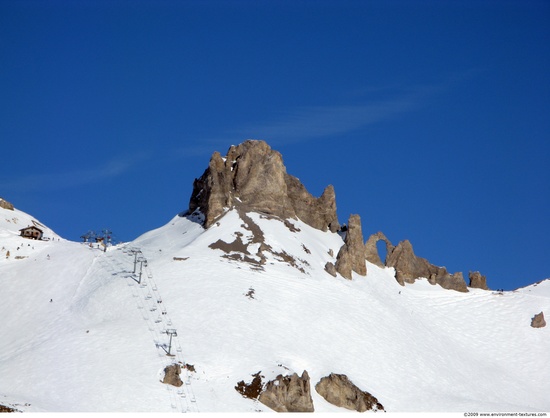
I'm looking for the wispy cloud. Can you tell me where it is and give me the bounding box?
[0,154,147,192]
[240,97,416,144]
[233,73,479,146]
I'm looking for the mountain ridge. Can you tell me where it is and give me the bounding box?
[0,139,549,412]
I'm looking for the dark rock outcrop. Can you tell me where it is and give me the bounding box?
[364,231,394,267]
[236,372,264,399]
[385,239,468,292]
[531,312,546,328]
[188,140,339,232]
[258,371,314,412]
[162,364,183,387]
[315,373,384,412]
[0,198,14,211]
[335,214,367,280]
[0,404,18,412]
[469,271,489,290]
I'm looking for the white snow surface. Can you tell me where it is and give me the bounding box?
[0,205,549,412]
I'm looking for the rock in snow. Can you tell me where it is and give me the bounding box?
[531,311,546,328]
[258,371,315,412]
[315,373,384,412]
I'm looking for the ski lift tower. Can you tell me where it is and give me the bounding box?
[164,329,177,356]
[136,256,147,284]
[129,248,142,273]
[102,229,113,245]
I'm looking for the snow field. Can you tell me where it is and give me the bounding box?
[0,206,548,412]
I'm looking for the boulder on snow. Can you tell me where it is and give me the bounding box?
[258,371,314,412]
[162,364,183,387]
[335,214,367,280]
[469,271,489,290]
[315,373,384,412]
[188,140,340,232]
[531,312,546,328]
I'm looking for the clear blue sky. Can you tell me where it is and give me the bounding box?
[1,0,549,290]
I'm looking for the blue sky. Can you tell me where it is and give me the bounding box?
[1,0,549,290]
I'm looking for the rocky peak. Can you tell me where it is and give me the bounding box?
[188,140,340,232]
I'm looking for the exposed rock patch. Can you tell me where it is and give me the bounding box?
[0,198,14,211]
[236,372,264,399]
[315,373,384,412]
[0,404,18,412]
[208,205,310,273]
[188,140,339,232]
[531,312,546,328]
[162,364,183,387]
[335,214,367,280]
[258,371,315,412]
[469,271,489,290]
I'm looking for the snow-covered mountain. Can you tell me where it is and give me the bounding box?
[0,142,548,413]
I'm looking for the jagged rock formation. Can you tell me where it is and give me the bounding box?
[365,233,469,292]
[162,364,183,387]
[531,312,546,328]
[315,373,384,412]
[364,231,394,267]
[0,198,14,211]
[188,140,339,232]
[334,214,367,279]
[469,271,489,290]
[258,371,314,412]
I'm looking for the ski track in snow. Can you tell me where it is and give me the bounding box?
[0,207,549,412]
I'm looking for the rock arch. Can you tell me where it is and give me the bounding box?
[364,232,394,267]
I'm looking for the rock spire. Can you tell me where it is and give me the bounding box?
[188,140,340,232]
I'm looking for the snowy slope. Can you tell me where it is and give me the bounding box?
[0,205,549,412]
